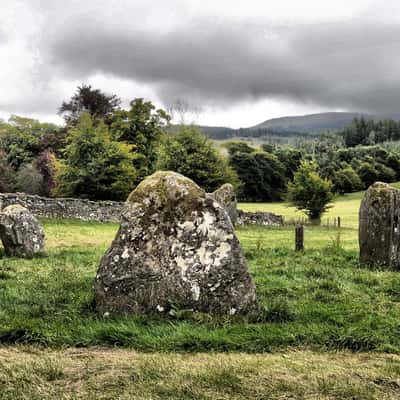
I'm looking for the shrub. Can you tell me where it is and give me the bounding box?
[287,160,334,223]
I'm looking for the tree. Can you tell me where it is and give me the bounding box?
[36,150,57,197]
[333,166,363,194]
[229,150,286,201]
[226,141,255,156]
[0,150,14,192]
[357,162,378,188]
[59,84,121,126]
[0,115,63,168]
[375,163,396,183]
[56,113,137,201]
[274,147,303,180]
[287,161,334,224]
[229,151,263,200]
[386,153,400,180]
[253,151,286,201]
[15,163,43,195]
[110,98,171,182]
[156,125,238,192]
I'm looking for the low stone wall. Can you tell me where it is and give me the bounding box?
[0,193,285,226]
[236,209,284,226]
[0,193,124,222]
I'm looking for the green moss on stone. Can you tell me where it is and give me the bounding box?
[127,171,205,206]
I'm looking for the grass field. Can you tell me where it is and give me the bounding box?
[239,182,400,229]
[1,189,400,398]
[2,347,400,399]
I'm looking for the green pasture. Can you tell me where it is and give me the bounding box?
[1,187,400,398]
[239,181,400,229]
[0,184,399,355]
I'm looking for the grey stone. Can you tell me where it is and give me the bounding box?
[94,171,259,316]
[210,183,238,225]
[0,204,45,258]
[359,182,400,268]
[236,210,284,226]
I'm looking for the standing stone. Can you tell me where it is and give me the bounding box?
[94,171,259,316]
[359,182,400,268]
[210,183,238,225]
[0,204,45,258]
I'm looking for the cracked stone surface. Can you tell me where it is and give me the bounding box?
[94,171,259,315]
[359,181,400,269]
[0,204,45,258]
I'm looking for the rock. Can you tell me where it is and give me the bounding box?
[0,204,45,258]
[210,183,238,225]
[236,210,284,226]
[359,182,400,268]
[94,171,259,316]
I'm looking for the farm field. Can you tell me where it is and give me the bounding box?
[240,182,400,229]
[1,189,400,398]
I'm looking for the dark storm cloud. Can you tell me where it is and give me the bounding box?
[41,15,400,113]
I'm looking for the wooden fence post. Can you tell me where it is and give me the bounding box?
[295,224,304,252]
[338,216,341,229]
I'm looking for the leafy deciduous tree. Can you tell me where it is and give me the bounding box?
[110,98,171,182]
[56,113,137,201]
[157,125,238,192]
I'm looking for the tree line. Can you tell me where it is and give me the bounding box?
[0,85,236,200]
[1,85,400,220]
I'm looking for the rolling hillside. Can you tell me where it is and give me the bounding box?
[199,111,400,139]
[250,112,365,133]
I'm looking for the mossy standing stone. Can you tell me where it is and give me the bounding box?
[359,182,400,268]
[94,171,259,315]
[0,204,45,258]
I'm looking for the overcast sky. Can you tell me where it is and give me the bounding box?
[1,0,399,127]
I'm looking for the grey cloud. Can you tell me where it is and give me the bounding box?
[43,15,400,114]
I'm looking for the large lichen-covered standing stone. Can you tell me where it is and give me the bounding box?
[359,182,400,268]
[210,183,238,225]
[0,204,45,258]
[94,171,259,315]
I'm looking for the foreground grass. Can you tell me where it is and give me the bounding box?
[1,218,400,353]
[1,346,400,399]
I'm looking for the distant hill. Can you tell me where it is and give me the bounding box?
[250,112,366,133]
[197,111,400,140]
